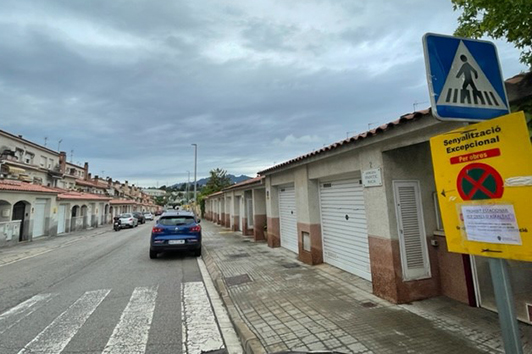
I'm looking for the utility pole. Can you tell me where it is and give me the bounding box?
[191,144,197,203]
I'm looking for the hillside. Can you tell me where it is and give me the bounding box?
[171,174,251,188]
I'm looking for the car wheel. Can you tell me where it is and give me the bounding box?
[193,248,202,257]
[149,250,157,259]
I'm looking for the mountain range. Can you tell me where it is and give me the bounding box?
[170,174,251,188]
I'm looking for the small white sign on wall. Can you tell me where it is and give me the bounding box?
[362,168,382,187]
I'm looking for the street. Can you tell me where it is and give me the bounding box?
[0,223,228,354]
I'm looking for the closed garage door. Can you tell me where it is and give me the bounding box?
[320,179,372,281]
[33,199,47,238]
[57,204,67,234]
[279,185,298,253]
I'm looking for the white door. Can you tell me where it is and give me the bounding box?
[393,181,431,281]
[246,198,254,228]
[33,199,47,238]
[320,178,372,281]
[57,204,67,234]
[279,185,298,253]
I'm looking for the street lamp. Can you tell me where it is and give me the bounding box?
[191,144,197,203]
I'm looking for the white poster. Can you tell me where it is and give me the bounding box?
[462,204,521,245]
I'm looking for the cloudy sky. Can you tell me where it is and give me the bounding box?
[0,0,527,187]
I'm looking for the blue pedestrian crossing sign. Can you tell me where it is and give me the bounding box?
[423,33,510,122]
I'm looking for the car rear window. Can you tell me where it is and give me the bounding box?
[159,216,195,226]
[120,213,132,218]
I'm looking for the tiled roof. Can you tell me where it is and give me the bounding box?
[258,109,430,175]
[223,176,264,191]
[110,199,138,205]
[75,179,107,188]
[0,180,59,194]
[57,191,111,201]
[205,191,224,198]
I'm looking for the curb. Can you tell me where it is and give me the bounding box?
[202,244,266,354]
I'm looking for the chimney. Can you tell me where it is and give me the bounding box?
[59,151,67,174]
[84,162,89,180]
[88,173,92,181]
[125,181,129,186]
[94,175,99,181]
[108,178,112,187]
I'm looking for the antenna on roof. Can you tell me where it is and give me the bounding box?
[44,137,48,147]
[70,150,74,163]
[413,101,428,111]
[57,139,63,152]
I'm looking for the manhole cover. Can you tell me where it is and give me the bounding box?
[361,302,377,308]
[282,263,300,269]
[228,253,250,259]
[225,274,252,286]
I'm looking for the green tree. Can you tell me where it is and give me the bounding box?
[202,168,232,195]
[452,0,532,67]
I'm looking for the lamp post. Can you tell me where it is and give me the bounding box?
[191,144,197,204]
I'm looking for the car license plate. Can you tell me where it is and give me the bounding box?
[168,240,185,245]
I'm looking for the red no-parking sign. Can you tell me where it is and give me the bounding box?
[457,162,504,200]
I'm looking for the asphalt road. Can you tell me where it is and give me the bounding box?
[0,222,224,354]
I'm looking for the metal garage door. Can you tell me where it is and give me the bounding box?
[32,199,47,238]
[279,185,298,253]
[57,204,67,234]
[320,178,372,281]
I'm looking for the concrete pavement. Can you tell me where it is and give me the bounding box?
[201,221,532,354]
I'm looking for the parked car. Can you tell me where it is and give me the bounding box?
[154,210,163,216]
[132,211,146,224]
[143,212,154,221]
[149,210,201,259]
[118,213,138,228]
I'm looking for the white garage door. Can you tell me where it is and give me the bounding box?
[57,204,67,234]
[279,185,298,253]
[320,179,372,281]
[33,199,47,238]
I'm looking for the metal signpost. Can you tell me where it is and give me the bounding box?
[424,33,529,354]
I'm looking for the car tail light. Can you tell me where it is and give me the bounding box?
[152,227,164,233]
[190,225,201,232]
[129,218,133,221]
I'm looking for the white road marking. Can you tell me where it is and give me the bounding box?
[197,258,242,354]
[102,286,158,354]
[182,281,224,354]
[0,294,56,335]
[17,289,110,354]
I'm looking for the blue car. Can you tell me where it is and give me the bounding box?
[149,210,202,259]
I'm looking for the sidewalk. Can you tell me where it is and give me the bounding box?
[201,221,532,354]
[0,226,110,267]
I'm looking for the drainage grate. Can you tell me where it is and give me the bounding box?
[225,274,252,286]
[282,263,301,269]
[228,253,250,259]
[361,301,377,308]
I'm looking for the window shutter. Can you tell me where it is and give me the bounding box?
[393,181,431,281]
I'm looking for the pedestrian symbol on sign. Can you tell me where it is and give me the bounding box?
[436,41,506,109]
[456,55,478,92]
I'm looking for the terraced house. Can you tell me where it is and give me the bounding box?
[0,130,158,247]
[204,72,532,326]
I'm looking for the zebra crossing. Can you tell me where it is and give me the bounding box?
[0,282,225,354]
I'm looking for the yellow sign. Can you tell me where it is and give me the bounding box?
[430,111,532,261]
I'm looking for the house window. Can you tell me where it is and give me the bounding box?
[15,148,24,161]
[48,158,54,169]
[40,156,47,167]
[24,152,34,164]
